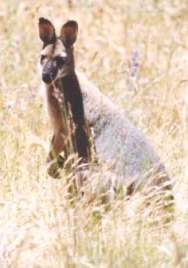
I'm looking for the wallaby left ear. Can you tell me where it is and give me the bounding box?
[60,20,78,47]
[39,17,56,44]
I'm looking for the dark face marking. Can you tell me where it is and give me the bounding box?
[40,40,68,84]
[40,55,47,64]
[42,60,58,84]
[54,55,66,68]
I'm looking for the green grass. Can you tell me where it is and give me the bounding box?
[0,0,188,267]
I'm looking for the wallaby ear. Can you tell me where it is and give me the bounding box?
[60,20,78,47]
[39,17,56,44]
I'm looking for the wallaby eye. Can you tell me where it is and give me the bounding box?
[40,55,47,64]
[55,56,66,67]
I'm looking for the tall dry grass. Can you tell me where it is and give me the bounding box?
[0,0,188,267]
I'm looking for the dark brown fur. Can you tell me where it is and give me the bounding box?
[55,73,90,161]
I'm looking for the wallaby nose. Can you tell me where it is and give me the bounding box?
[42,73,52,84]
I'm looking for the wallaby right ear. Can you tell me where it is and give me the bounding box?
[39,17,56,44]
[60,20,78,47]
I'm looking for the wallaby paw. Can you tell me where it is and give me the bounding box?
[47,156,65,179]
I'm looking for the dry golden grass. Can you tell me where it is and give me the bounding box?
[1,0,188,267]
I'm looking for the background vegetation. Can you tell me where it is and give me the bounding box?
[0,0,188,267]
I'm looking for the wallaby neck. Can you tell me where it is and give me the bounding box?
[55,72,91,161]
[55,72,85,127]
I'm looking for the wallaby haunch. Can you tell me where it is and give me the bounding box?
[38,18,173,196]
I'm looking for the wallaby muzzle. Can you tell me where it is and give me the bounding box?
[42,60,58,84]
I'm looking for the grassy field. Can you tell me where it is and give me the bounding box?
[1,0,188,267]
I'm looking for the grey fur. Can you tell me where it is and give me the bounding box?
[77,71,169,190]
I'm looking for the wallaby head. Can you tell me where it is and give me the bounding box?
[39,17,78,84]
